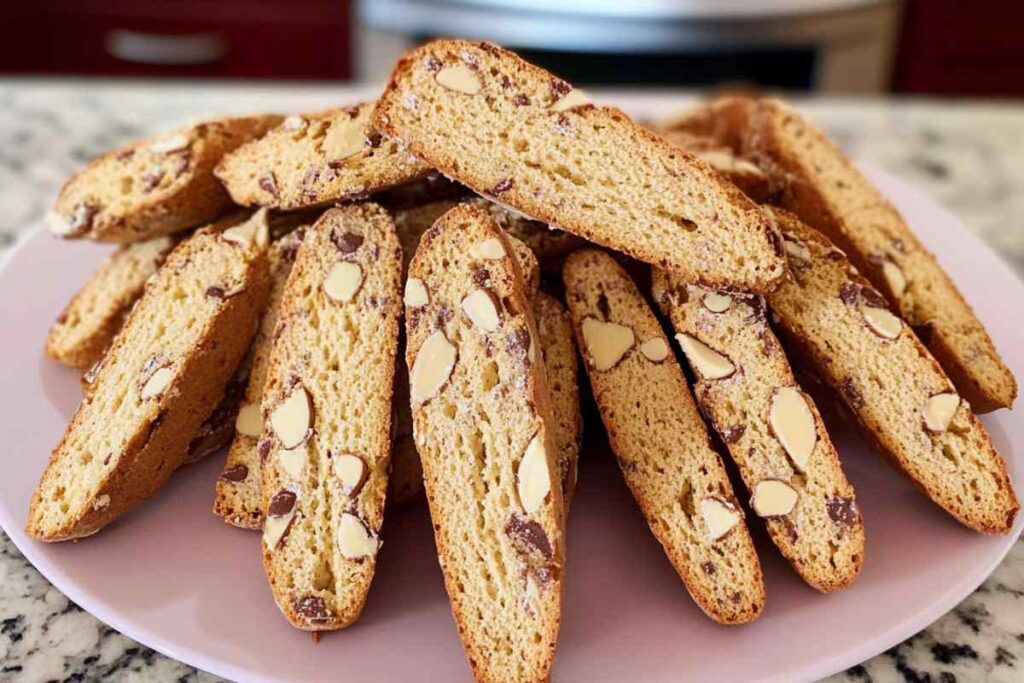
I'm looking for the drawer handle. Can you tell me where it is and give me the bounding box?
[105,30,227,66]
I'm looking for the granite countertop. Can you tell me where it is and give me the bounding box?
[0,81,1022,682]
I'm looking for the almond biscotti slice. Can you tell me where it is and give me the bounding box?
[49,116,280,243]
[215,103,430,211]
[26,211,272,541]
[534,291,582,507]
[651,272,865,592]
[741,98,1016,412]
[766,207,1019,533]
[46,236,177,369]
[406,204,564,682]
[373,39,786,293]
[213,227,308,528]
[259,203,402,630]
[563,249,764,623]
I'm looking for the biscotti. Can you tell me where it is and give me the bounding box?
[652,272,865,592]
[563,248,764,623]
[213,226,308,528]
[469,198,585,271]
[388,199,542,506]
[215,103,430,210]
[46,235,176,369]
[373,39,786,293]
[657,129,771,203]
[406,204,564,682]
[765,207,1019,533]
[260,203,402,630]
[534,291,582,507]
[26,211,272,541]
[49,116,280,242]
[732,97,1013,412]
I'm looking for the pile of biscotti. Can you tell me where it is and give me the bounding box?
[29,39,1019,682]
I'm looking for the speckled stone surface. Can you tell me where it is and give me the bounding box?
[0,82,1021,682]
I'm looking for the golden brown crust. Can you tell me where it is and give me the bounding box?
[563,248,764,623]
[766,208,1018,534]
[50,116,281,243]
[27,213,271,541]
[406,204,564,682]
[373,39,786,294]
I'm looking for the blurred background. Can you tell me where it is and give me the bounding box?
[2,0,1022,96]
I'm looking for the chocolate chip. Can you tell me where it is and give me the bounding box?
[701,561,716,575]
[344,105,360,119]
[841,378,864,409]
[423,55,442,72]
[259,172,280,198]
[268,490,297,517]
[505,514,553,559]
[293,595,333,623]
[332,230,364,254]
[505,328,530,361]
[471,265,490,287]
[435,303,454,329]
[220,464,249,482]
[551,78,572,99]
[776,516,799,543]
[258,438,272,461]
[720,424,746,444]
[301,168,320,198]
[500,75,512,89]
[839,282,860,306]
[913,322,935,345]
[366,131,383,148]
[513,93,530,106]
[490,177,513,194]
[860,287,888,309]
[478,42,500,56]
[205,286,227,299]
[826,496,858,527]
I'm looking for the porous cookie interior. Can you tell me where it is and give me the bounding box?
[47,236,175,369]
[766,209,1018,533]
[562,249,764,624]
[260,204,402,629]
[652,271,864,592]
[216,103,429,210]
[214,227,307,528]
[373,39,785,292]
[406,204,563,682]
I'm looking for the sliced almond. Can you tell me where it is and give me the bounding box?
[270,385,313,449]
[235,402,262,438]
[517,434,551,514]
[263,490,297,549]
[676,333,735,380]
[323,119,366,160]
[337,513,380,559]
[922,392,960,432]
[46,211,75,237]
[751,479,798,517]
[581,317,635,371]
[277,445,307,479]
[222,209,270,249]
[551,88,588,112]
[410,330,458,403]
[471,237,506,260]
[461,288,501,332]
[860,303,902,340]
[140,366,173,400]
[282,115,307,132]
[783,236,811,262]
[323,261,364,303]
[334,453,368,496]
[700,497,741,541]
[436,63,483,95]
[404,278,429,307]
[881,260,908,297]
[639,337,670,363]
[769,387,817,472]
[702,291,733,313]
[148,133,190,155]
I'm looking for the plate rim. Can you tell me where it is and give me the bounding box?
[0,163,1021,683]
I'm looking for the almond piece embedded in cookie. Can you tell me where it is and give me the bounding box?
[234,402,262,437]
[404,278,429,307]
[222,210,270,249]
[410,330,458,403]
[922,392,960,433]
[581,317,635,371]
[140,365,173,400]
[701,291,733,313]
[471,237,505,260]
[676,333,735,380]
[323,262,364,303]
[700,497,740,541]
[270,385,313,449]
[337,513,380,559]
[769,387,817,472]
[551,88,588,112]
[264,489,297,549]
[881,259,907,297]
[461,288,501,332]
[435,63,483,95]
[333,453,368,496]
[751,479,799,517]
[517,434,551,514]
[277,446,307,479]
[323,118,366,161]
[860,303,902,340]
[639,337,669,362]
